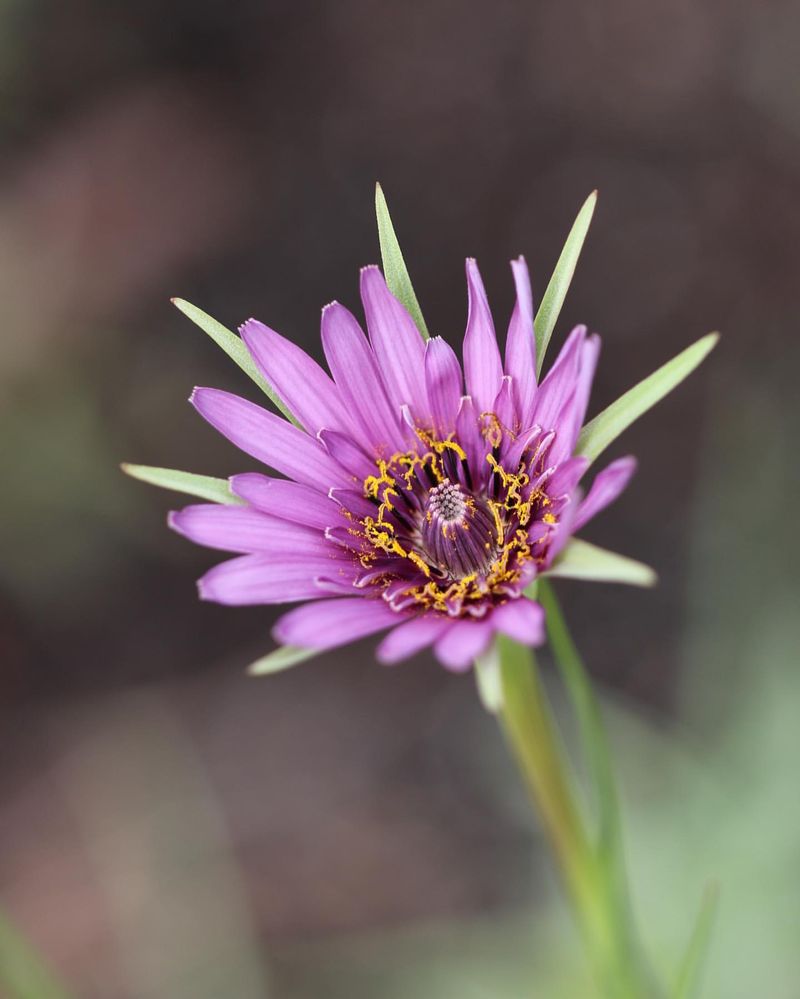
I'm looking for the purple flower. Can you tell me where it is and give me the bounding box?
[168,258,640,671]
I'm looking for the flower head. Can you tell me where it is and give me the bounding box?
[168,258,639,671]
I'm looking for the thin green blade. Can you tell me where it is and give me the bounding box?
[247,645,320,676]
[375,183,429,340]
[121,463,243,505]
[577,332,719,466]
[172,298,300,426]
[673,883,719,999]
[544,538,657,587]
[534,191,597,376]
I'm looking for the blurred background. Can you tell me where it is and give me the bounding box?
[0,1,798,996]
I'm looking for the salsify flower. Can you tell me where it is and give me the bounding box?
[167,259,642,671]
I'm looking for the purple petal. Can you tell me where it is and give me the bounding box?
[360,266,428,419]
[191,388,350,490]
[455,395,490,489]
[463,259,504,413]
[492,376,516,435]
[318,429,375,479]
[546,456,590,499]
[169,504,329,554]
[433,618,494,672]
[325,525,370,554]
[376,614,453,665]
[544,490,581,566]
[273,597,403,650]
[573,456,637,532]
[199,553,356,605]
[492,598,545,645]
[321,302,405,454]
[240,319,351,436]
[230,474,342,531]
[328,487,379,520]
[424,336,463,435]
[504,257,538,426]
[550,333,601,463]
[531,326,586,434]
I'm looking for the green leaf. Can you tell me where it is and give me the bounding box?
[474,642,503,713]
[121,463,243,505]
[534,191,597,377]
[544,539,657,587]
[576,332,719,466]
[0,911,73,999]
[375,183,429,340]
[673,883,719,999]
[171,298,300,426]
[247,645,320,676]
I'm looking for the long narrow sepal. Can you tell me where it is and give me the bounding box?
[121,463,243,505]
[247,645,320,676]
[171,298,301,426]
[375,182,429,340]
[673,883,719,999]
[544,539,657,587]
[534,191,597,377]
[576,333,719,465]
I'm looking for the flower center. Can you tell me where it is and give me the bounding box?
[421,480,498,579]
[355,423,553,617]
[425,479,467,523]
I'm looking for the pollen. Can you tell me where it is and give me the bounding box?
[353,421,559,616]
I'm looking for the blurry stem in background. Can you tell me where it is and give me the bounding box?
[673,884,719,999]
[0,911,73,999]
[497,613,660,998]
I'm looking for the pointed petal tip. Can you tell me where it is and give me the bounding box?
[237,317,261,336]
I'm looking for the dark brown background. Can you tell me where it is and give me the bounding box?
[0,2,797,997]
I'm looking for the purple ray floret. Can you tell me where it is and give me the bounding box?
[170,259,636,671]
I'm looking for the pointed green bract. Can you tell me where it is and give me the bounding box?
[172,298,300,426]
[577,332,719,466]
[375,183,429,340]
[247,645,320,676]
[534,191,597,376]
[673,883,719,999]
[544,539,657,587]
[122,463,243,505]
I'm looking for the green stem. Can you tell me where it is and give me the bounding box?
[498,637,610,981]
[539,581,660,997]
[498,630,660,998]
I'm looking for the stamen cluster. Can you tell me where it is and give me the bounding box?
[356,423,556,618]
